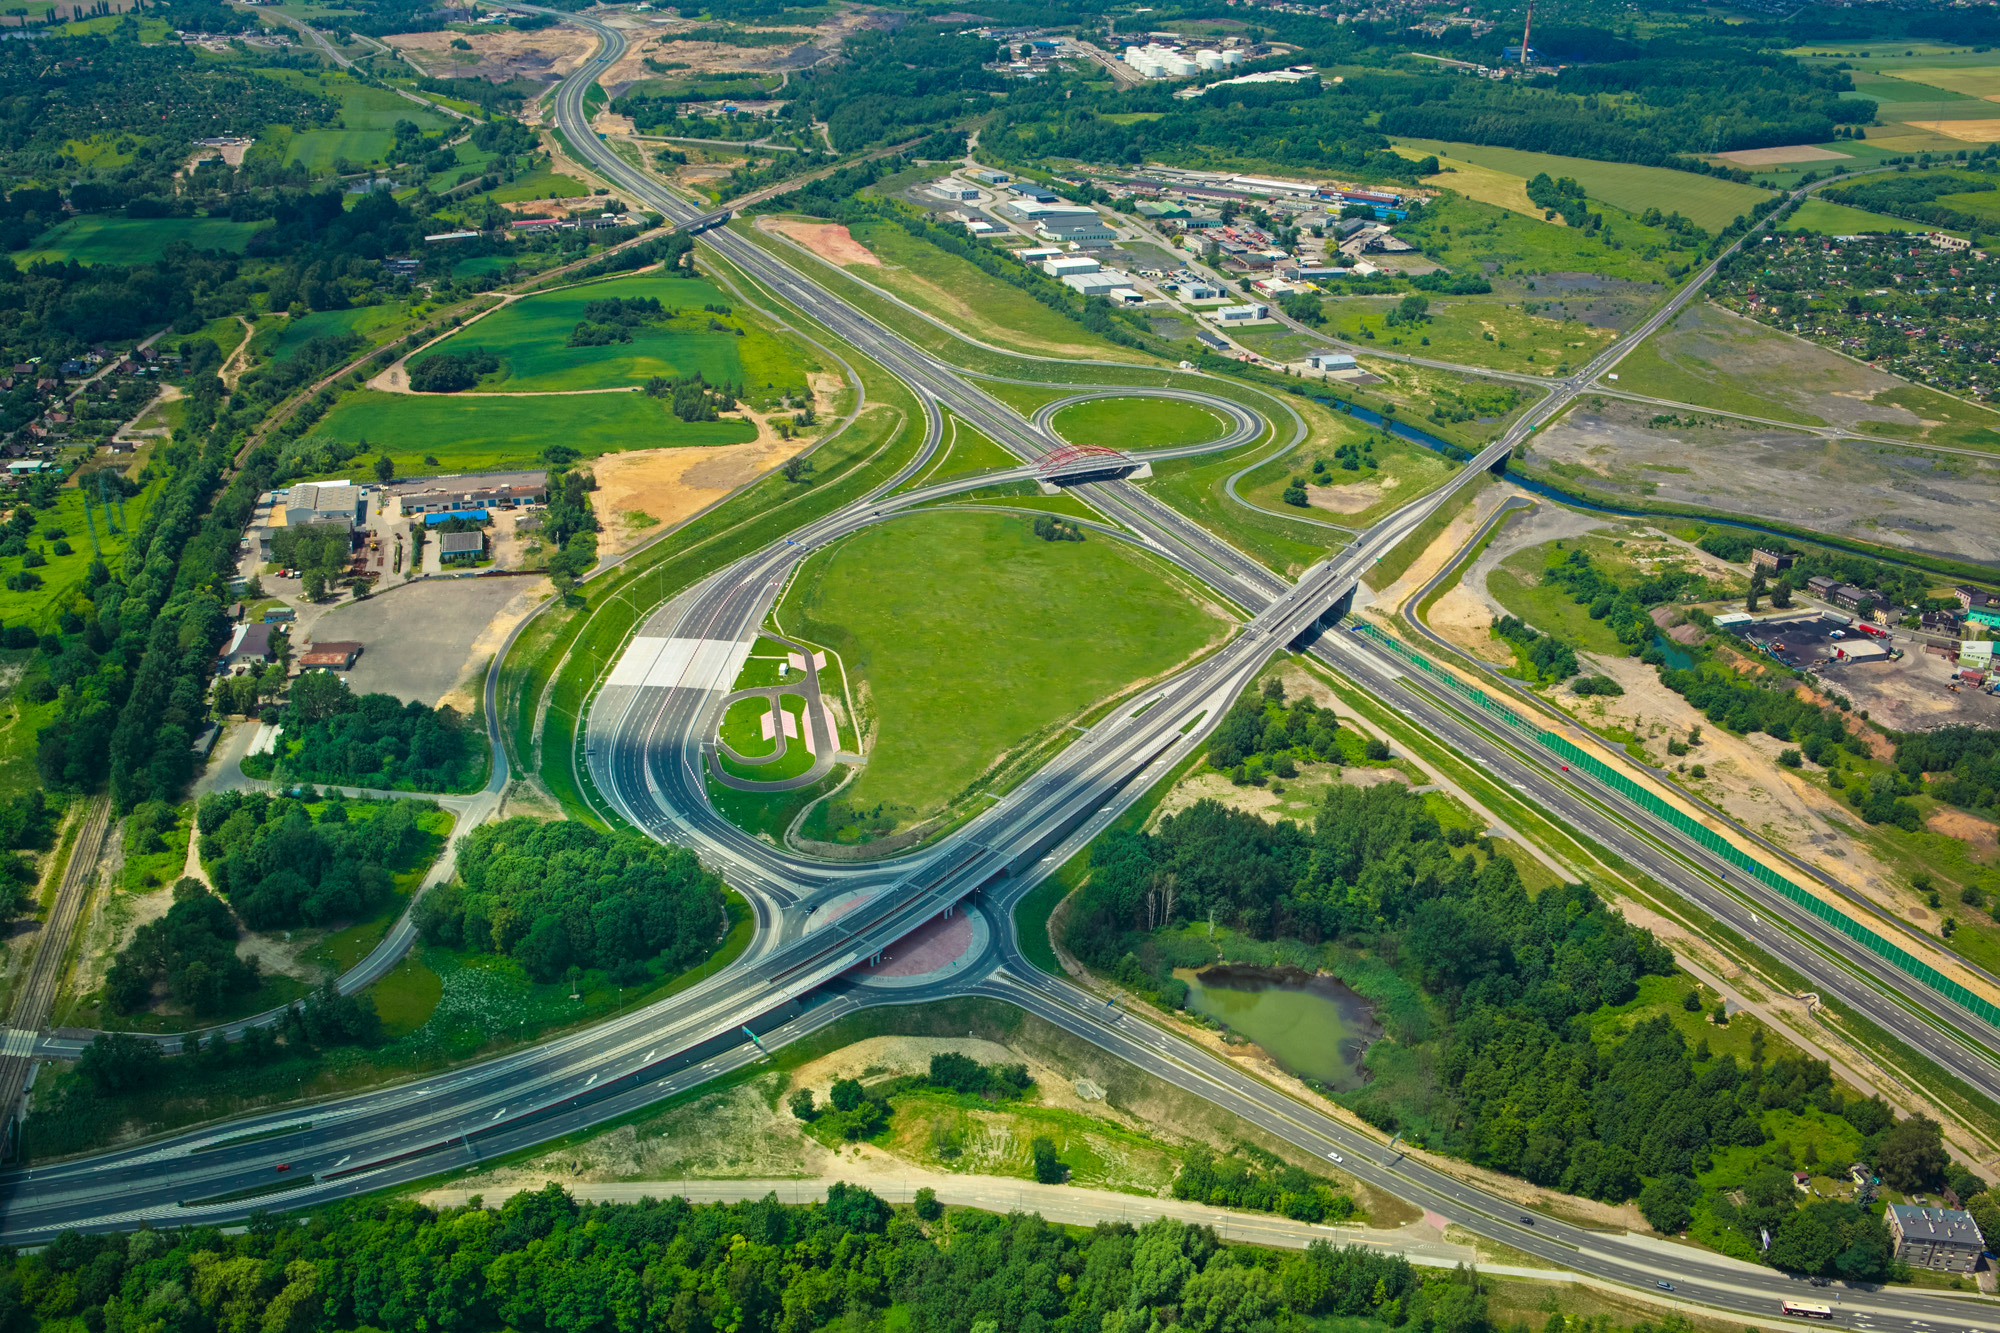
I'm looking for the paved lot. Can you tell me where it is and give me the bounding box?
[308,577,532,705]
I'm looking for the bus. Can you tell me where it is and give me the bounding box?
[1782,1302,1833,1320]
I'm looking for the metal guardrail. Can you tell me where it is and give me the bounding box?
[1351,621,2000,1035]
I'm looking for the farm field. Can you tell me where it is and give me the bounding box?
[255,68,453,171]
[1389,138,1774,232]
[1785,197,1959,238]
[1048,396,1228,451]
[18,215,268,266]
[308,389,757,476]
[773,510,1224,832]
[423,274,812,395]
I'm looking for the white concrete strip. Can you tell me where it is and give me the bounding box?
[607,637,672,688]
[608,638,754,693]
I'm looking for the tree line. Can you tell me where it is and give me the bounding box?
[0,1186,1514,1333]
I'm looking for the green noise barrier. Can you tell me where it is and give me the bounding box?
[1351,621,2000,1036]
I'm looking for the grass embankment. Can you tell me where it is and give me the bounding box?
[767,509,1223,843]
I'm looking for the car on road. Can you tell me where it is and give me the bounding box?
[1657,1282,1673,1292]
[1518,1216,1534,1226]
[1328,1151,1343,1163]
[275,1164,292,1172]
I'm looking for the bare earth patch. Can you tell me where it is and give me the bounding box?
[1306,478,1395,514]
[1927,806,1999,859]
[769,219,879,266]
[385,26,594,82]
[1716,144,1853,166]
[592,439,809,559]
[1427,584,1508,663]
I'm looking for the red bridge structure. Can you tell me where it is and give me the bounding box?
[1034,444,1134,478]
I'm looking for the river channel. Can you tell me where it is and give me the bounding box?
[1176,965,1381,1090]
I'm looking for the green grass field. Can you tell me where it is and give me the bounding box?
[259,304,410,359]
[476,166,599,205]
[1396,192,1671,284]
[1049,396,1228,450]
[774,510,1221,829]
[0,473,165,632]
[720,695,777,757]
[1391,138,1775,232]
[255,67,452,171]
[1787,197,1964,239]
[18,214,268,266]
[307,390,756,477]
[1329,299,1615,377]
[1237,429,1456,530]
[1612,310,1830,427]
[426,274,811,396]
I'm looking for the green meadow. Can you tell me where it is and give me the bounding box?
[1049,396,1229,450]
[18,215,268,266]
[254,68,453,172]
[426,274,813,396]
[1390,137,1774,232]
[307,390,756,476]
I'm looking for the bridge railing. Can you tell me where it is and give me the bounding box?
[1350,621,2000,1036]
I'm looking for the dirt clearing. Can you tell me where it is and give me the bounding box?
[1716,145,1853,166]
[1307,478,1396,513]
[386,26,594,82]
[1531,397,2000,565]
[769,219,879,266]
[592,439,807,558]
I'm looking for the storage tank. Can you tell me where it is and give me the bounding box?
[1220,48,1246,65]
[1196,49,1223,70]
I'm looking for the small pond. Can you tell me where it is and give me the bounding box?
[1177,965,1380,1090]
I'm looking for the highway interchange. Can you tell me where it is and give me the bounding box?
[0,18,1997,1331]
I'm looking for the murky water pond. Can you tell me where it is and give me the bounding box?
[1177,965,1380,1090]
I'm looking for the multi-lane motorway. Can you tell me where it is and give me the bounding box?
[0,19,1995,1332]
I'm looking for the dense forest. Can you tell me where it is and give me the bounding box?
[1063,775,1962,1276]
[196,788,439,929]
[418,817,727,984]
[1893,726,2000,817]
[0,1187,1503,1333]
[277,672,484,793]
